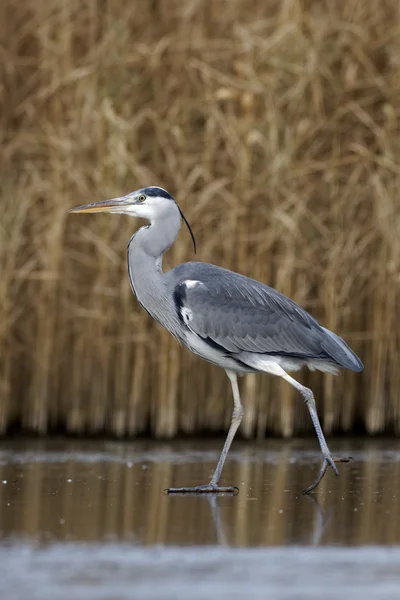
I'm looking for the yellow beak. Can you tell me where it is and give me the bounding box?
[69,198,126,214]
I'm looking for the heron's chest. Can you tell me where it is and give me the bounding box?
[128,273,180,337]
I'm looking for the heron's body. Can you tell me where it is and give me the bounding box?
[71,186,363,494]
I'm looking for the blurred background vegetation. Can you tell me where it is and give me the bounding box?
[0,0,399,439]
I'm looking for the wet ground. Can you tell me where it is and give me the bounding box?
[0,438,399,599]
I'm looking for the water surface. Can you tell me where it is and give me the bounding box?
[0,438,399,599]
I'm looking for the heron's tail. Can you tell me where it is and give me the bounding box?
[321,327,363,372]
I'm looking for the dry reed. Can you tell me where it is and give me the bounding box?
[0,0,399,437]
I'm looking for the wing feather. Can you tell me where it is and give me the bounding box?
[172,264,325,359]
[169,262,363,371]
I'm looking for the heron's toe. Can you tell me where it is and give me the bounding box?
[324,454,339,476]
[165,483,239,495]
[333,456,354,463]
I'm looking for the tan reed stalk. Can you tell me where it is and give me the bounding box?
[0,0,399,437]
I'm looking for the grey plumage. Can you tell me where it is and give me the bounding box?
[170,262,362,373]
[70,185,363,495]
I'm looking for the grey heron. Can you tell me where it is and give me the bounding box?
[70,186,363,494]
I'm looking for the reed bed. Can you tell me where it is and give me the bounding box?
[0,0,399,437]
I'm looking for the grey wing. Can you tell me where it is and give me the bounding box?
[172,264,363,371]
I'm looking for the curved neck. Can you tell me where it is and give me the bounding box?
[135,208,181,261]
[127,208,181,327]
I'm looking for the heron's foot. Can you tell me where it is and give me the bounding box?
[165,482,239,495]
[302,453,353,495]
[333,455,354,463]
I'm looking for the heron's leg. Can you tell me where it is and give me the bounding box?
[166,369,243,495]
[209,369,244,485]
[280,372,350,494]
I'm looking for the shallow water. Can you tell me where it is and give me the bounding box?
[0,438,400,598]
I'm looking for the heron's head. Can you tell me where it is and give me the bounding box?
[69,186,196,251]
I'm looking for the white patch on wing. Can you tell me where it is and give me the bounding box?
[184,279,202,289]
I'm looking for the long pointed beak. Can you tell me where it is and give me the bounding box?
[69,197,126,214]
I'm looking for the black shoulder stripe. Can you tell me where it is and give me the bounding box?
[173,283,187,324]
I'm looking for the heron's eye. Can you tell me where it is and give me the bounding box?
[138,194,146,203]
